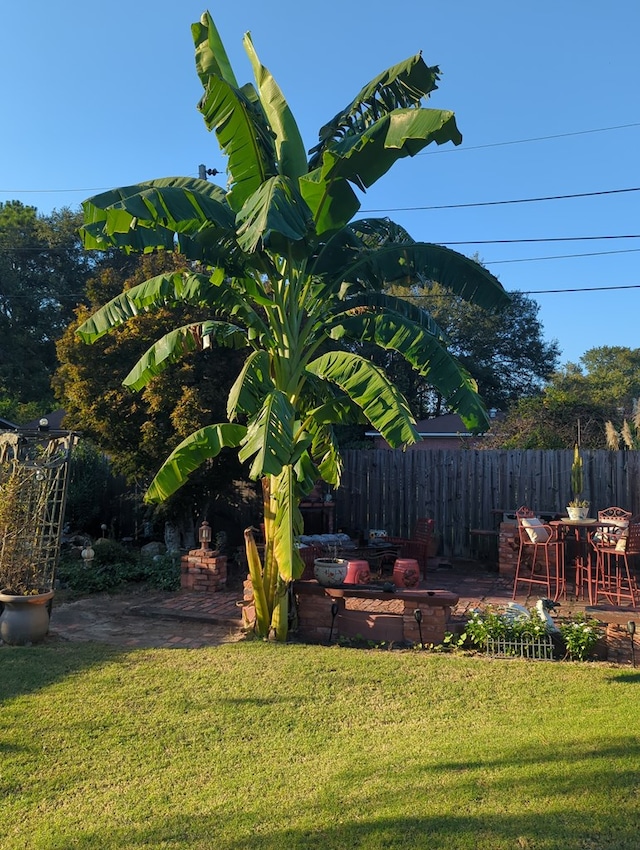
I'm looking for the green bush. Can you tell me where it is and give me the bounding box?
[57,542,181,594]
[462,605,603,661]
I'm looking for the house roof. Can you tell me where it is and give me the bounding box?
[366,413,475,439]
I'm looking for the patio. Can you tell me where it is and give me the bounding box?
[44,555,640,663]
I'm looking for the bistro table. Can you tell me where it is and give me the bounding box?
[550,518,606,605]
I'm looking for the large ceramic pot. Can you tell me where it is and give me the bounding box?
[392,558,421,588]
[344,559,371,585]
[0,589,54,645]
[313,558,348,587]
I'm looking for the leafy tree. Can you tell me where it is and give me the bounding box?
[54,252,251,541]
[75,11,509,639]
[485,346,640,448]
[0,202,93,409]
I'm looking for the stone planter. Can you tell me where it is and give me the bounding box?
[0,589,54,645]
[313,558,348,587]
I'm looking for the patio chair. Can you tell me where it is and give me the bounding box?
[589,514,639,606]
[512,506,565,600]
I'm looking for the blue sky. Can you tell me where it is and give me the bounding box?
[2,1,638,367]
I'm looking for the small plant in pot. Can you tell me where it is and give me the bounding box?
[566,444,590,521]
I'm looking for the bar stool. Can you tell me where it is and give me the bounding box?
[590,518,640,606]
[513,507,565,600]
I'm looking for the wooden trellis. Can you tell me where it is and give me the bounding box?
[0,430,77,592]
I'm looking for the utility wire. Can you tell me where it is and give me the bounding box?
[417,121,640,154]
[485,248,640,265]
[362,186,640,214]
[1,121,638,196]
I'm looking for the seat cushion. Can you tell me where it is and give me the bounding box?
[521,517,550,544]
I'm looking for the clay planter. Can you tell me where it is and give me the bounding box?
[313,558,348,587]
[0,589,54,645]
[344,559,371,585]
[392,558,421,588]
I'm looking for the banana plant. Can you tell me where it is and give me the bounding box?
[76,10,510,640]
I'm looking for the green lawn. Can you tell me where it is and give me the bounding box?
[1,641,638,849]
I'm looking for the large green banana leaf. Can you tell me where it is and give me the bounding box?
[192,11,239,88]
[80,178,233,252]
[123,321,249,392]
[308,53,441,169]
[194,15,277,213]
[243,32,307,181]
[145,423,246,503]
[238,390,295,478]
[227,351,274,421]
[271,466,304,582]
[335,240,509,313]
[329,312,488,430]
[306,351,419,447]
[76,270,268,344]
[235,176,314,254]
[301,109,461,235]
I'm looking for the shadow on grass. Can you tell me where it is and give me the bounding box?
[0,643,127,702]
[35,806,640,850]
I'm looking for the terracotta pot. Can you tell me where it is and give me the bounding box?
[313,558,348,587]
[0,589,54,645]
[392,559,421,588]
[344,559,371,585]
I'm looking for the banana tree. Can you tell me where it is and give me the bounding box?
[77,10,510,640]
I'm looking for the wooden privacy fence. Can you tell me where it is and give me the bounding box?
[334,449,640,559]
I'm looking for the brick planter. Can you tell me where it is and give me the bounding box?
[293,581,459,645]
[180,549,227,592]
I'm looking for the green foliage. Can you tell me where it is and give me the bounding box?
[558,614,603,661]
[464,607,551,646]
[57,542,181,595]
[488,346,640,449]
[0,201,97,406]
[382,285,559,417]
[464,606,603,661]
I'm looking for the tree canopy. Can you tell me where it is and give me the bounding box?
[0,201,92,411]
[485,346,640,448]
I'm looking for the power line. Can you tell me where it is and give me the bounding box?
[1,121,638,197]
[485,248,640,265]
[362,186,640,214]
[441,234,640,246]
[417,121,640,155]
[407,283,640,298]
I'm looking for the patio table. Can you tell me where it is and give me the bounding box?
[550,518,606,605]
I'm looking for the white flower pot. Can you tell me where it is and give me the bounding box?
[313,558,348,587]
[566,506,589,521]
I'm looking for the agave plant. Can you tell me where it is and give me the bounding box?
[76,11,510,639]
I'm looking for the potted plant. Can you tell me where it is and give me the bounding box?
[566,444,589,521]
[0,463,56,644]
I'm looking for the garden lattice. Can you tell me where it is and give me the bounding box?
[0,431,77,593]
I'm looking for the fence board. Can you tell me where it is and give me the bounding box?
[335,449,640,558]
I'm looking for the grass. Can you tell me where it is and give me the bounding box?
[1,640,639,849]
